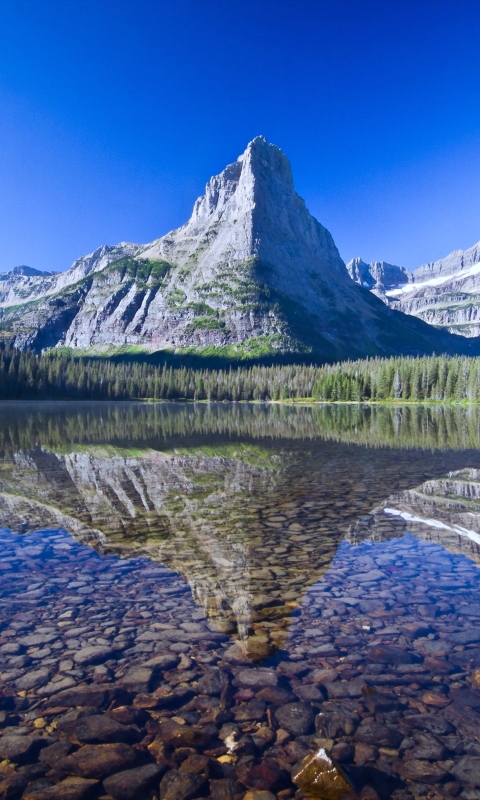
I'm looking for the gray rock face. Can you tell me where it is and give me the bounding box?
[413,240,480,283]
[346,257,411,293]
[0,137,476,357]
[348,240,480,337]
[0,244,140,311]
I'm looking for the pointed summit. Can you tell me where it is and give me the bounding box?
[1,139,478,358]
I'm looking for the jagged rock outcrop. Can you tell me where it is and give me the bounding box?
[413,240,480,283]
[348,241,480,338]
[0,244,140,310]
[1,137,478,357]
[346,257,411,294]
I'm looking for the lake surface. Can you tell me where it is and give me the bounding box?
[2,403,480,800]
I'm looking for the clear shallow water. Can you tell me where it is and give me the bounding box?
[2,403,480,800]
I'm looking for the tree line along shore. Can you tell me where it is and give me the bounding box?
[1,346,480,402]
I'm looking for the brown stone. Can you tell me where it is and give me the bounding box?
[179,754,211,774]
[354,744,378,766]
[255,686,296,704]
[52,684,130,710]
[399,759,448,784]
[39,740,76,767]
[57,743,137,779]
[72,714,141,744]
[21,776,99,800]
[0,734,51,765]
[158,719,211,748]
[243,762,289,792]
[292,748,356,800]
[367,645,414,665]
[274,702,314,736]
[210,778,246,800]
[160,769,207,800]
[103,763,166,800]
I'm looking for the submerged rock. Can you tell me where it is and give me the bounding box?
[292,747,356,800]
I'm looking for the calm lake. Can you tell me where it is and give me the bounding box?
[2,402,480,800]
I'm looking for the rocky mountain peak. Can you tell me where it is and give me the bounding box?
[10,265,52,277]
[1,138,478,358]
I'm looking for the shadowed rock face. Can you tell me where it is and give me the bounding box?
[2,416,480,660]
[0,138,475,358]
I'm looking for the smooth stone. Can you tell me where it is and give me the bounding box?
[39,740,76,767]
[243,762,289,792]
[160,769,207,800]
[0,763,48,799]
[144,654,180,670]
[354,720,402,748]
[210,778,248,800]
[22,776,99,800]
[402,713,454,736]
[108,706,149,726]
[37,676,77,697]
[72,714,140,744]
[52,684,129,709]
[232,699,266,722]
[57,743,137,779]
[274,702,315,736]
[255,686,296,704]
[73,646,115,666]
[448,629,480,645]
[293,684,324,702]
[0,643,23,655]
[103,763,166,800]
[236,668,277,689]
[15,668,51,691]
[355,570,387,582]
[243,793,276,800]
[323,678,365,699]
[277,661,309,676]
[196,667,225,695]
[120,666,154,694]
[18,634,58,647]
[307,668,338,684]
[451,756,480,787]
[367,645,415,665]
[0,734,51,764]
[158,719,211,748]
[400,759,448,784]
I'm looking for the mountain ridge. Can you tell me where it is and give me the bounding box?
[348,240,480,337]
[1,137,478,359]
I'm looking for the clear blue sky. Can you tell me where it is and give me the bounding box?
[1,0,479,273]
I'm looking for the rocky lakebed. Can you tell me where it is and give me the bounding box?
[1,403,480,800]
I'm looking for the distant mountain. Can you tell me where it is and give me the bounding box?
[7,266,53,277]
[348,241,480,338]
[0,137,478,358]
[346,258,412,294]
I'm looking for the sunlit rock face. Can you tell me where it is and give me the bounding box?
[0,138,472,358]
[348,468,480,565]
[0,245,140,309]
[346,257,411,294]
[348,240,480,338]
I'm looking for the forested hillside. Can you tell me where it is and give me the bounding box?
[1,346,480,402]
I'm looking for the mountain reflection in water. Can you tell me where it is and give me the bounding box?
[1,402,480,661]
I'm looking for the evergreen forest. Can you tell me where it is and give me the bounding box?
[1,346,480,403]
